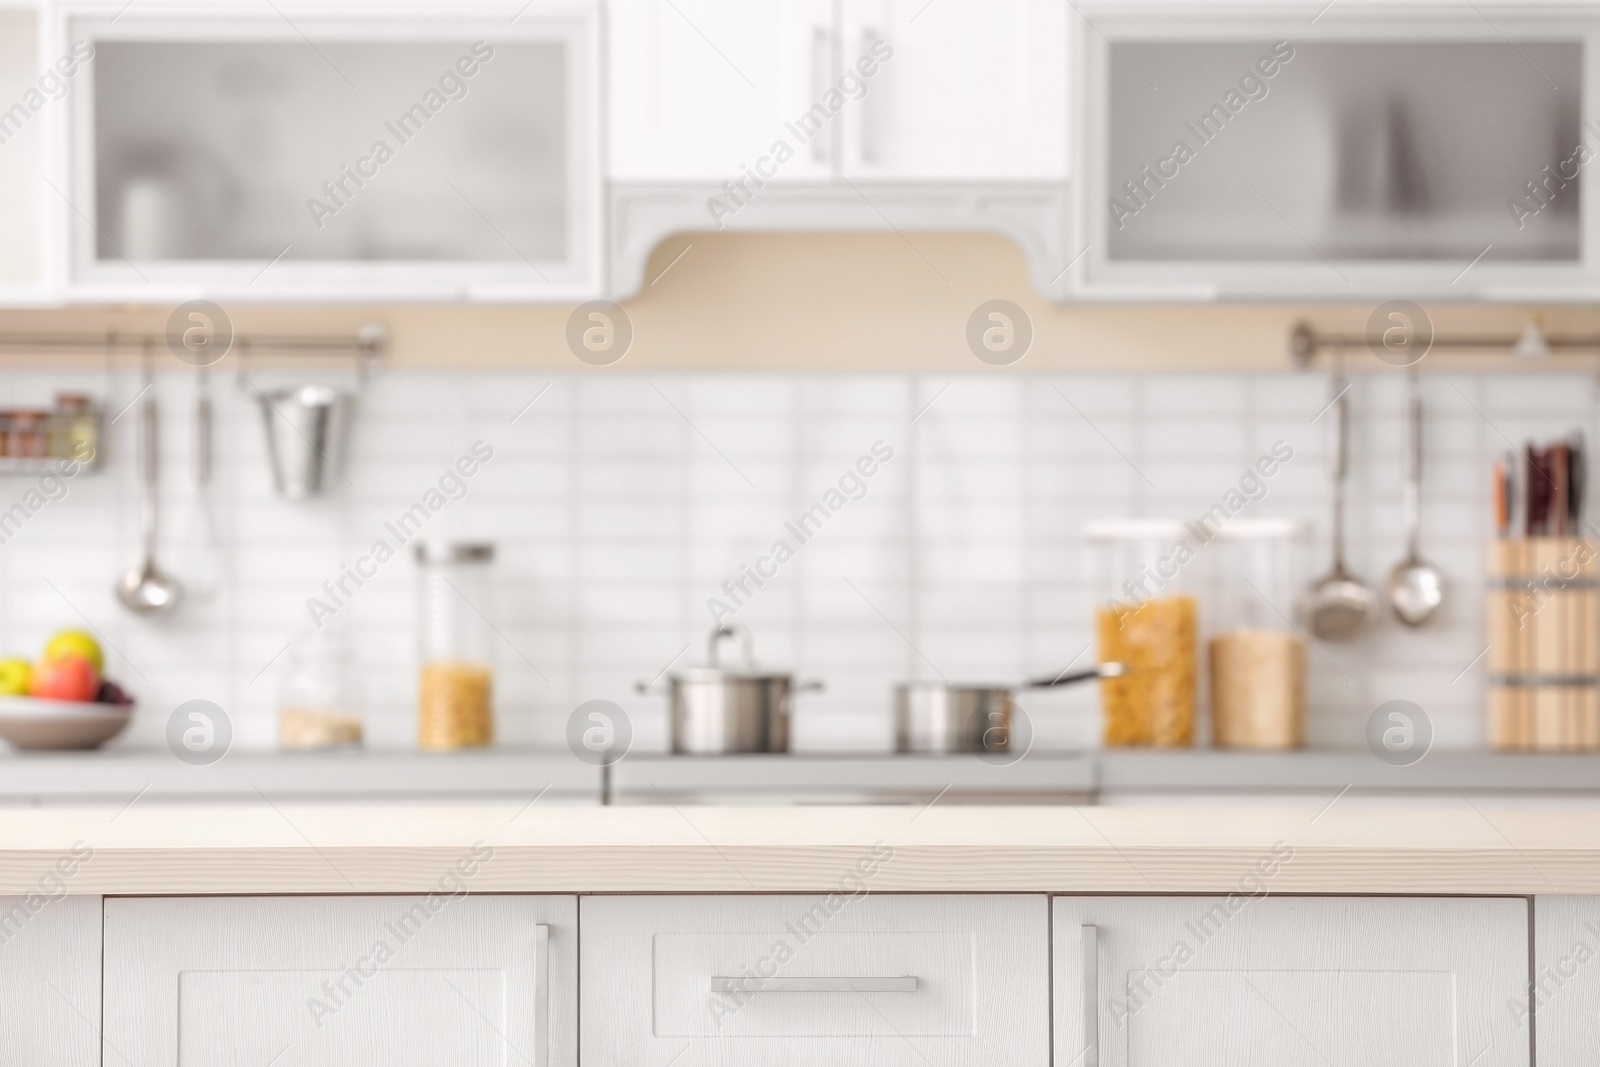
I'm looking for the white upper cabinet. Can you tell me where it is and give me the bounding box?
[607,0,833,182]
[608,0,1066,183]
[1068,3,1600,300]
[52,1,601,302]
[838,0,1067,180]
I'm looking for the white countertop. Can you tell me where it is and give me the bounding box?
[3,803,1598,895]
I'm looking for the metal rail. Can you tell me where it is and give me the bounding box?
[1289,319,1600,369]
[0,321,388,360]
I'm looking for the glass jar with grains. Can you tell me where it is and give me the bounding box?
[1207,520,1308,749]
[1089,521,1201,747]
[415,541,495,750]
[279,624,364,749]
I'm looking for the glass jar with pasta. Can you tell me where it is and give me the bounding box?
[415,541,495,750]
[1088,521,1202,747]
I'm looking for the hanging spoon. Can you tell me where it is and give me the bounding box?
[116,343,182,616]
[1387,369,1445,626]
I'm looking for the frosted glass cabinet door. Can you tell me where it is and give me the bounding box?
[103,894,578,1067]
[57,6,600,300]
[1072,9,1600,299]
[1054,896,1530,1067]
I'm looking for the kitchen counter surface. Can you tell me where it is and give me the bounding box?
[6,747,1600,806]
[3,803,1598,895]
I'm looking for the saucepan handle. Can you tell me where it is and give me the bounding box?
[1024,663,1125,689]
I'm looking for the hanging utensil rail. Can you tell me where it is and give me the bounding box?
[1289,320,1600,369]
[0,322,388,362]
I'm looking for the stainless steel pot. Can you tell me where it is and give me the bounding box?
[641,626,821,755]
[895,664,1124,755]
[896,684,1014,754]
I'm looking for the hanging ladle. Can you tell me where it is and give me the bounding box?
[116,343,182,616]
[1387,369,1445,625]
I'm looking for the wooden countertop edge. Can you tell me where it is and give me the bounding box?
[1,844,1597,895]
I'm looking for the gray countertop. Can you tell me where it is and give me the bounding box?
[0,746,1597,805]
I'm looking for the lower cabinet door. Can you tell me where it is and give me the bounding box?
[1054,896,1529,1067]
[1533,896,1600,1065]
[0,894,101,1066]
[581,894,1050,1067]
[103,894,577,1066]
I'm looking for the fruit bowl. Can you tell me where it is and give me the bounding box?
[0,696,134,751]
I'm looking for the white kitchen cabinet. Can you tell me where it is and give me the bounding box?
[1054,895,1529,1067]
[610,0,1065,183]
[103,893,578,1067]
[1068,4,1600,301]
[606,0,833,182]
[52,1,601,302]
[1533,896,1600,1065]
[839,0,1066,180]
[581,893,1050,1067]
[0,8,46,301]
[0,893,100,1066]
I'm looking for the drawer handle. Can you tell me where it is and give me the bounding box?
[1081,924,1099,1067]
[534,923,550,1067]
[710,976,918,993]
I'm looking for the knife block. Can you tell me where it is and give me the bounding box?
[1487,538,1600,750]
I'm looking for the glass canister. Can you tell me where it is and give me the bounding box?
[1088,520,1201,747]
[1207,519,1309,749]
[416,541,495,750]
[279,624,364,749]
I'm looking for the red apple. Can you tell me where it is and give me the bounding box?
[29,655,99,702]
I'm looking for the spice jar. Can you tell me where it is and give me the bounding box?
[53,394,100,463]
[279,625,364,749]
[1208,519,1309,749]
[9,411,49,458]
[1089,521,1201,747]
[416,541,495,750]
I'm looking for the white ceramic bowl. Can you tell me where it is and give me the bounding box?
[0,696,134,750]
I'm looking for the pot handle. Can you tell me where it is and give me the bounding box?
[1024,663,1126,689]
[709,625,755,670]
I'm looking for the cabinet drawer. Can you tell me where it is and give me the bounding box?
[582,894,1048,1066]
[1054,896,1529,1067]
[104,893,577,1067]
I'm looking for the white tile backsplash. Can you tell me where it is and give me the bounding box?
[0,366,1591,754]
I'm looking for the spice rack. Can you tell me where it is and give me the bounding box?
[1487,538,1600,751]
[0,395,103,475]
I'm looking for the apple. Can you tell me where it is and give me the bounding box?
[0,658,30,696]
[29,655,99,702]
[44,630,103,674]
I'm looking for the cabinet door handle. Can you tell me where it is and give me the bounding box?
[533,923,551,1067]
[1081,924,1099,1067]
[858,28,882,165]
[710,975,918,993]
[811,25,833,165]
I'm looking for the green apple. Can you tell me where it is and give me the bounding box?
[44,630,103,674]
[0,658,31,696]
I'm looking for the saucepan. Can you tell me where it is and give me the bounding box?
[637,625,823,754]
[895,664,1124,755]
